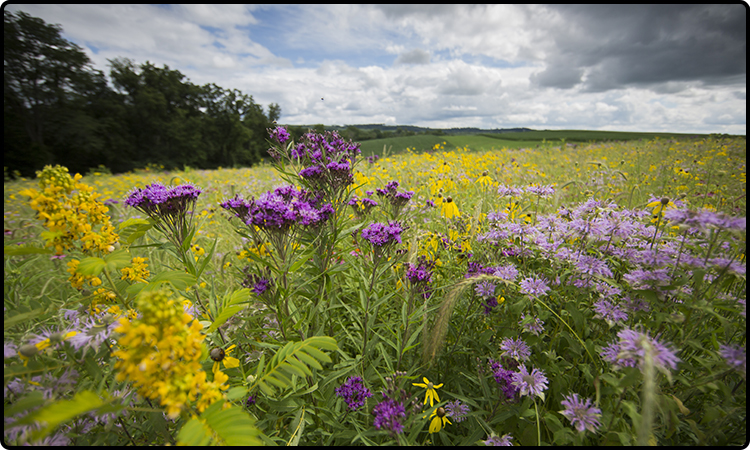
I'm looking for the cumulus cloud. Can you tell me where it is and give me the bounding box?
[6,4,745,134]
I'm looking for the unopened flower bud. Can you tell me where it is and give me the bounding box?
[19,344,39,358]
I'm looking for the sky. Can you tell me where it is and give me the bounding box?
[6,4,747,134]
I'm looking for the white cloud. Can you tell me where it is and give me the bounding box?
[5,4,745,134]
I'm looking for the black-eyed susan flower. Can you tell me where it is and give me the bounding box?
[428,406,451,433]
[211,344,240,373]
[412,376,443,407]
[440,197,460,219]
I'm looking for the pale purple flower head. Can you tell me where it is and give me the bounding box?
[475,280,496,299]
[526,184,555,197]
[592,299,628,324]
[493,264,519,282]
[444,399,470,423]
[719,344,746,377]
[560,393,602,433]
[483,433,514,446]
[499,337,531,362]
[519,276,550,298]
[519,314,545,336]
[601,328,680,373]
[511,365,548,398]
[488,359,519,400]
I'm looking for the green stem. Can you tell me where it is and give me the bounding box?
[536,296,599,368]
[534,397,541,446]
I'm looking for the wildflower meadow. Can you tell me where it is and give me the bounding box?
[3,130,746,446]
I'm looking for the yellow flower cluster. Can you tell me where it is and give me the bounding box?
[113,289,228,419]
[120,257,150,283]
[19,165,118,255]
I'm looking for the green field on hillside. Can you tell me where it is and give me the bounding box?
[356,129,725,156]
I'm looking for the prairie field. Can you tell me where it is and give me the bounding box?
[3,133,746,446]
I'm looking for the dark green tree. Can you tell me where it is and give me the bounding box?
[4,10,114,176]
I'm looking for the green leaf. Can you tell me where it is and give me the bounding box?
[252,336,337,395]
[22,390,105,442]
[104,248,131,272]
[76,256,106,276]
[177,401,262,446]
[206,288,250,333]
[139,270,196,292]
[4,308,45,329]
[118,218,154,244]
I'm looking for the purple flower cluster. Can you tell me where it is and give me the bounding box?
[592,299,628,324]
[376,180,414,218]
[268,126,290,145]
[719,344,746,376]
[664,207,745,232]
[348,194,379,217]
[290,130,361,196]
[221,185,334,232]
[125,183,202,244]
[488,358,519,401]
[519,314,545,336]
[361,221,403,247]
[526,184,555,197]
[372,395,407,435]
[335,376,373,411]
[240,268,273,297]
[405,256,436,299]
[600,328,680,373]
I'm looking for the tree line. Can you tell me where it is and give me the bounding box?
[4,11,281,179]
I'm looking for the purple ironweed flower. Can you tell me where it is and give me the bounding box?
[511,365,548,398]
[488,359,519,400]
[592,299,628,324]
[483,434,514,446]
[269,126,290,144]
[245,395,256,407]
[444,399,470,423]
[361,221,403,247]
[372,395,406,435]
[601,328,680,373]
[519,276,551,298]
[519,314,544,336]
[125,183,201,245]
[719,344,746,377]
[499,337,531,362]
[335,376,373,411]
[241,269,273,296]
[559,393,602,433]
[376,180,414,217]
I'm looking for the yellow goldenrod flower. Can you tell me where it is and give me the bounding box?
[113,289,227,419]
[413,376,443,407]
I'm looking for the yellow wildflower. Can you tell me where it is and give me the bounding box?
[428,407,451,434]
[413,376,443,407]
[440,197,460,219]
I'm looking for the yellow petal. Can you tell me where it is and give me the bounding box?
[223,356,240,369]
